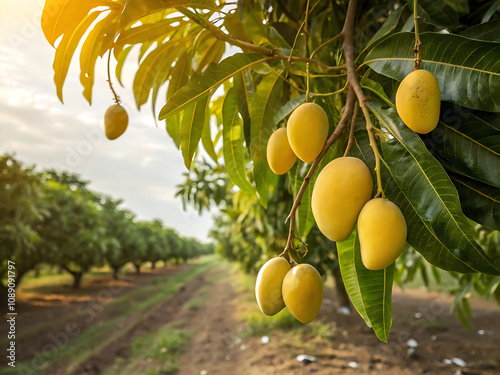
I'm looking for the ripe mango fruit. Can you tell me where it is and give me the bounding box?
[282,264,323,324]
[312,157,373,242]
[255,257,290,316]
[267,128,297,175]
[104,104,128,140]
[358,198,407,270]
[287,102,329,163]
[396,69,440,134]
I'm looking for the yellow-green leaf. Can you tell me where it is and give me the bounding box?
[53,11,101,102]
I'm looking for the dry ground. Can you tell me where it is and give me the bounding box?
[2,257,499,375]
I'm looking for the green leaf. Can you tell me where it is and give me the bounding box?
[407,0,460,30]
[166,113,181,149]
[450,173,500,231]
[180,95,210,169]
[222,88,254,193]
[444,0,468,14]
[369,101,499,275]
[41,0,117,47]
[364,32,500,112]
[53,11,101,103]
[249,71,284,208]
[159,53,269,119]
[365,4,406,48]
[482,0,500,23]
[360,77,393,107]
[115,46,133,87]
[114,17,184,56]
[151,47,185,123]
[167,51,192,99]
[79,11,117,104]
[118,0,217,29]
[461,19,500,42]
[233,70,254,147]
[196,39,226,73]
[201,112,218,164]
[337,229,394,343]
[273,95,306,125]
[424,103,500,188]
[133,37,190,109]
[352,126,474,273]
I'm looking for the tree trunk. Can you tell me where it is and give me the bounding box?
[332,266,350,308]
[151,261,156,270]
[134,263,141,274]
[15,269,27,288]
[0,283,7,307]
[112,267,120,281]
[72,272,83,289]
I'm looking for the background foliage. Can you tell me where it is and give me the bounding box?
[0,154,212,291]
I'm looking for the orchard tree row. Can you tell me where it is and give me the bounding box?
[0,154,212,291]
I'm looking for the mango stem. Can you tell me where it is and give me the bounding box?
[413,0,422,70]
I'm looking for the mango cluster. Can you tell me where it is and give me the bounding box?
[255,258,323,324]
[267,102,328,175]
[312,157,407,270]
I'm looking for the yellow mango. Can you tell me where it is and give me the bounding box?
[282,264,323,324]
[312,157,373,242]
[287,102,329,163]
[267,128,297,175]
[104,104,128,140]
[255,257,290,316]
[396,69,441,134]
[358,198,407,270]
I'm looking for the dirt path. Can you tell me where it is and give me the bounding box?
[10,265,188,365]
[177,270,242,374]
[73,271,210,375]
[174,277,500,375]
[4,261,500,375]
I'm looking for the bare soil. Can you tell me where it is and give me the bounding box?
[3,263,500,375]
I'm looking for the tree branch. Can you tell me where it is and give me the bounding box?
[342,0,385,198]
[178,7,346,73]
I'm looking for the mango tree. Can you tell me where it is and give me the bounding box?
[41,0,500,340]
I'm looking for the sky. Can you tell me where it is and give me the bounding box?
[0,0,216,242]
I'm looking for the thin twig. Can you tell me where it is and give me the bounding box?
[343,101,359,157]
[310,32,344,60]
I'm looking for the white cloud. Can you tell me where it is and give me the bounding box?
[0,0,216,242]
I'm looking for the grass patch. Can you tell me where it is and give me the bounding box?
[0,255,218,375]
[104,323,191,375]
[242,309,303,337]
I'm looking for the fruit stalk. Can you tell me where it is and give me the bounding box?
[107,49,120,105]
[413,0,422,70]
